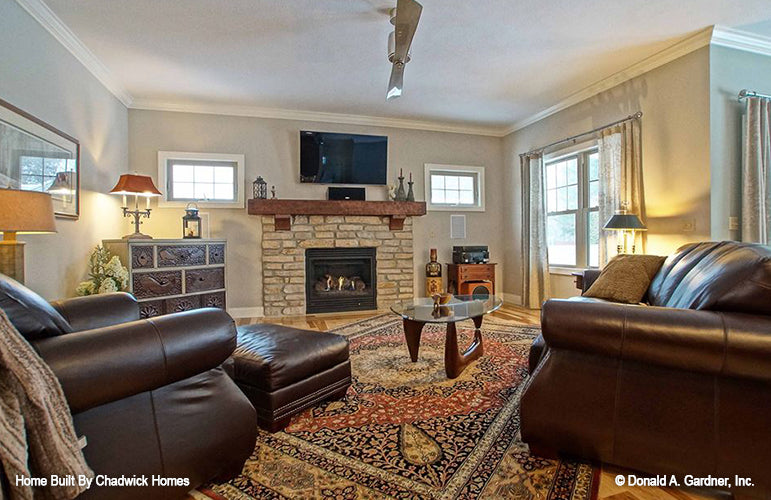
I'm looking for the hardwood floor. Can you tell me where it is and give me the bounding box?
[233,304,728,500]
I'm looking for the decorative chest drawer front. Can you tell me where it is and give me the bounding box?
[165,295,201,314]
[133,271,183,299]
[201,291,226,309]
[131,246,154,269]
[139,300,164,319]
[460,267,494,281]
[208,244,225,264]
[185,268,225,293]
[157,245,206,267]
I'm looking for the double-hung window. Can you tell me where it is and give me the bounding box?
[158,152,245,208]
[545,148,599,268]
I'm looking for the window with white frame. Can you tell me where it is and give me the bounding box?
[158,152,245,208]
[424,164,485,211]
[545,148,599,268]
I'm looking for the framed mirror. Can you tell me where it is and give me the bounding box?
[0,98,80,219]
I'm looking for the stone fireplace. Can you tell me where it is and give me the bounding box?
[260,215,414,316]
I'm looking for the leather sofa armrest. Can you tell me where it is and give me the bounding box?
[33,308,236,414]
[580,269,601,294]
[541,299,771,382]
[51,292,140,332]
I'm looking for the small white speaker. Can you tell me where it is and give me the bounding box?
[450,215,466,239]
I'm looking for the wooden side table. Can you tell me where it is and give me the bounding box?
[446,263,496,295]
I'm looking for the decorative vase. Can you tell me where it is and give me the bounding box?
[395,175,406,201]
[406,180,415,202]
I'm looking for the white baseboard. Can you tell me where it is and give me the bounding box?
[227,306,264,319]
[502,292,522,306]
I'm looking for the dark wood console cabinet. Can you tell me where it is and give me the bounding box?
[446,263,497,296]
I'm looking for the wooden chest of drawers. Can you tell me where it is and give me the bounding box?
[103,239,227,319]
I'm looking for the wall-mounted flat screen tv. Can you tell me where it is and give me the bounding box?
[300,131,388,185]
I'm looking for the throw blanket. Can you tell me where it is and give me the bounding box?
[0,309,93,500]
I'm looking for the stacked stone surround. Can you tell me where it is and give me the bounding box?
[261,215,414,317]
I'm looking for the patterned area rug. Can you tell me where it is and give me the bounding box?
[201,314,598,499]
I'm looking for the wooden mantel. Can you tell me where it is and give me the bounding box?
[247,199,427,230]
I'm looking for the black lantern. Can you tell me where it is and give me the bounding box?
[182,202,202,239]
[253,176,268,199]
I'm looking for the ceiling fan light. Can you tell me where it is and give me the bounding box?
[387,86,402,100]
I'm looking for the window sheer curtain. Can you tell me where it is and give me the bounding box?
[520,153,551,308]
[597,118,645,266]
[742,96,771,244]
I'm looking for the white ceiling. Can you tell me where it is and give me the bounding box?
[40,0,771,131]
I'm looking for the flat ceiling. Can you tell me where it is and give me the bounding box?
[42,0,771,130]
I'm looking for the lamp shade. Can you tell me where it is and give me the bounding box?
[0,189,57,233]
[603,212,647,231]
[109,174,162,196]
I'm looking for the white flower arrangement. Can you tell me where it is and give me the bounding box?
[76,246,129,296]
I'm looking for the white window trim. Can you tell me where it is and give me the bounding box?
[424,163,485,212]
[544,144,599,270]
[157,151,245,209]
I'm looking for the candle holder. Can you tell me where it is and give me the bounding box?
[406,179,415,202]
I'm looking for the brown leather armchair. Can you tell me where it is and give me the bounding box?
[0,274,257,499]
[522,242,771,499]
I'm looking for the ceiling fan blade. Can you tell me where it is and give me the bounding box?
[387,62,404,100]
[392,0,422,64]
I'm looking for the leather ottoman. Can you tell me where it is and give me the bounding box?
[232,323,351,432]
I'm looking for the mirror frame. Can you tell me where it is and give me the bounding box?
[0,97,80,219]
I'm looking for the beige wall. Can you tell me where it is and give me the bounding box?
[128,110,506,311]
[0,0,128,300]
[503,47,711,299]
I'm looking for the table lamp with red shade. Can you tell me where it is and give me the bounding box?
[109,173,163,239]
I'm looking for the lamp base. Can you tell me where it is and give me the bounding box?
[122,232,153,240]
[0,240,25,283]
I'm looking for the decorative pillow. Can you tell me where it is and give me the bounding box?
[584,254,666,304]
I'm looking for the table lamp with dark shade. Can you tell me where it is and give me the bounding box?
[109,173,163,239]
[0,189,57,283]
[603,206,646,254]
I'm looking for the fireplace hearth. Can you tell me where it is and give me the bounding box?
[305,247,377,313]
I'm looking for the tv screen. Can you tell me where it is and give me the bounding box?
[300,131,387,185]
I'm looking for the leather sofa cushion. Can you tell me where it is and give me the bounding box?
[584,254,665,304]
[233,323,350,392]
[648,241,771,314]
[0,273,71,340]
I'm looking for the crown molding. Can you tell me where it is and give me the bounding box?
[129,99,507,136]
[504,25,771,136]
[711,25,771,56]
[503,26,714,135]
[14,0,133,107]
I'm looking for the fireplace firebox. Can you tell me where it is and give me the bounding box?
[305,247,377,313]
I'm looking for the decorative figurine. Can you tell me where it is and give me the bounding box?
[425,248,442,296]
[253,176,268,199]
[406,171,415,202]
[395,168,407,201]
[271,185,277,199]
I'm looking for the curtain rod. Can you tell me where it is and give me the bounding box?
[738,89,771,101]
[520,111,643,158]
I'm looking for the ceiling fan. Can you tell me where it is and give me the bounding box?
[386,0,423,100]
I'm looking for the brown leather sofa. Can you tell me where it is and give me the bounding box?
[522,241,771,499]
[0,274,257,499]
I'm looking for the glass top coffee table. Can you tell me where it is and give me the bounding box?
[390,295,503,378]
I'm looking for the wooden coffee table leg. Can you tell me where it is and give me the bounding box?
[403,319,425,362]
[444,318,485,379]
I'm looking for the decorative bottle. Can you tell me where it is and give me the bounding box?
[425,248,443,296]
